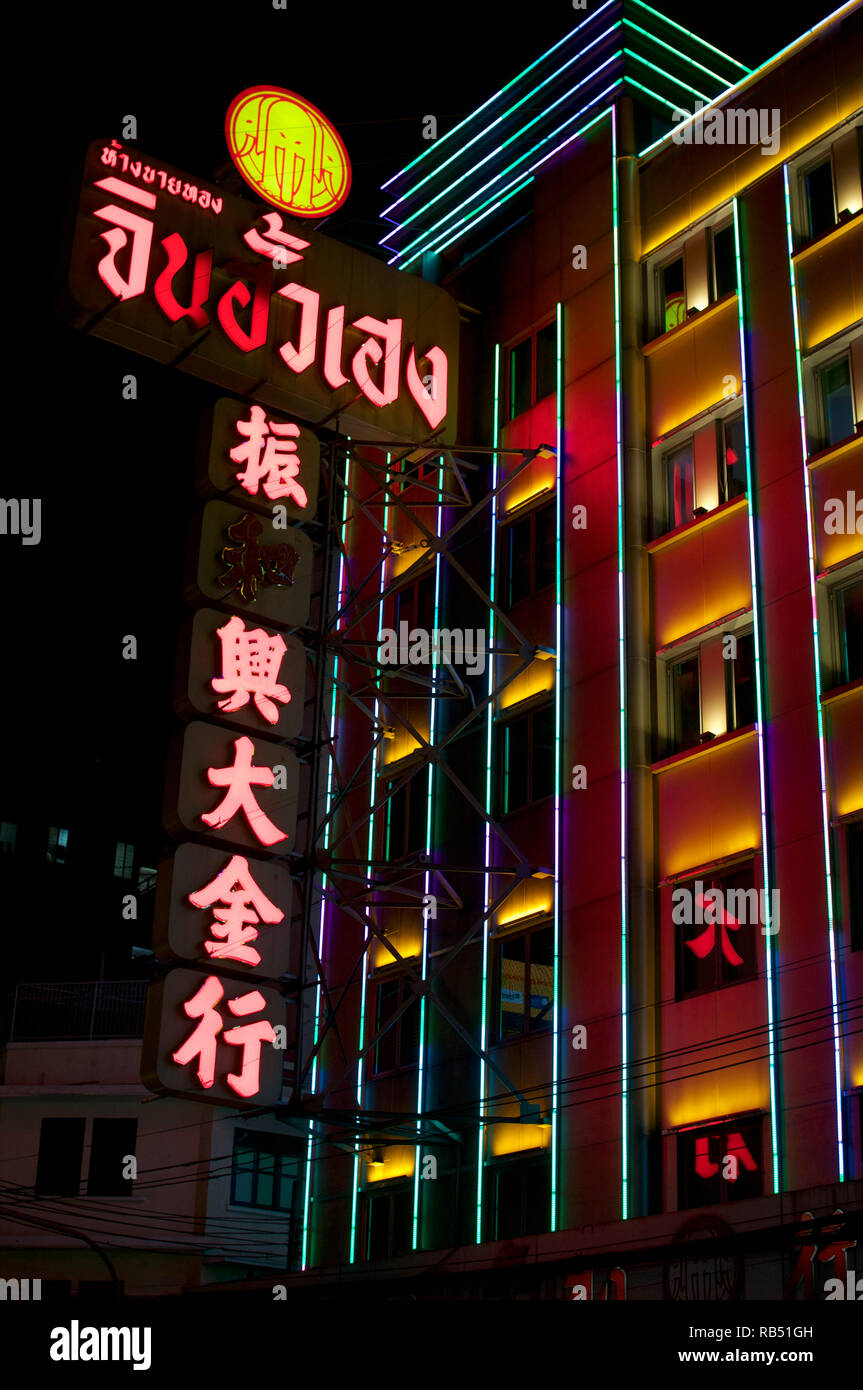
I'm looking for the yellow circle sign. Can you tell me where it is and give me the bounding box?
[225,86,351,218]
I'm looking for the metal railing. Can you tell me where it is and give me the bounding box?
[4,981,147,1042]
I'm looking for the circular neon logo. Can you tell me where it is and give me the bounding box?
[225,86,351,218]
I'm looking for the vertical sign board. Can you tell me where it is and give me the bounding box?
[66,131,460,1106]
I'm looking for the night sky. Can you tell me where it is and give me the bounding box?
[2,0,833,910]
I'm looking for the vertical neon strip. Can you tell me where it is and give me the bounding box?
[611,106,629,1221]
[476,347,501,1244]
[782,166,845,1180]
[733,196,781,1195]
[301,445,352,1271]
[412,455,444,1249]
[551,303,563,1232]
[348,454,392,1264]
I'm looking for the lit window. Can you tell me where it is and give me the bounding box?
[497,704,554,815]
[502,502,555,607]
[488,1158,550,1240]
[804,157,835,240]
[47,827,69,865]
[721,413,747,501]
[818,354,855,449]
[674,863,759,998]
[231,1129,299,1212]
[371,974,421,1074]
[711,222,736,300]
[660,256,686,332]
[0,822,16,854]
[835,579,863,685]
[493,923,553,1041]
[669,654,701,752]
[725,631,756,730]
[113,841,135,878]
[666,441,695,529]
[677,1116,762,1209]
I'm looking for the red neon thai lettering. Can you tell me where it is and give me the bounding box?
[172,975,276,1096]
[278,283,320,373]
[323,305,350,388]
[223,988,277,1097]
[188,852,284,966]
[407,345,448,430]
[92,177,156,301]
[212,614,291,724]
[230,405,308,506]
[351,315,402,408]
[202,735,287,846]
[243,211,309,266]
[216,260,271,352]
[153,232,213,329]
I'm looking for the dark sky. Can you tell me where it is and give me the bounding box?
[2,0,837,839]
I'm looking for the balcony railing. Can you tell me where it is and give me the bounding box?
[3,981,147,1043]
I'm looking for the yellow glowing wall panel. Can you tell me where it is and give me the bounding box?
[699,637,729,739]
[381,705,428,766]
[490,1123,551,1158]
[497,655,555,712]
[827,686,863,818]
[811,439,863,571]
[666,1062,768,1130]
[656,731,761,880]
[797,219,863,352]
[364,1146,415,1183]
[653,503,751,648]
[370,910,423,970]
[495,877,553,928]
[693,421,720,513]
[647,298,740,440]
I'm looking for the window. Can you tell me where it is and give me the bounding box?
[86,1119,138,1196]
[836,579,863,684]
[384,775,427,861]
[35,1118,85,1196]
[847,822,863,952]
[804,157,835,240]
[493,923,553,1041]
[669,654,701,751]
[113,842,135,878]
[497,704,554,815]
[818,354,855,449]
[371,973,421,1074]
[0,822,16,853]
[393,571,435,648]
[726,631,756,730]
[365,1184,411,1260]
[506,322,557,421]
[231,1129,299,1211]
[660,256,685,332]
[502,502,555,607]
[677,1116,762,1209]
[489,1159,550,1239]
[674,863,759,998]
[720,413,747,502]
[711,222,736,300]
[666,441,695,529]
[46,826,69,865]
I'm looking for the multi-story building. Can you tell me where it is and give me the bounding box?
[291,0,863,1299]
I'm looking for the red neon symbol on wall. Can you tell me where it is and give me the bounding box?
[202,735,287,846]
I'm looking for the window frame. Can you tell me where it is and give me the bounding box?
[504,320,557,422]
[491,919,554,1043]
[673,859,760,1001]
[230,1128,299,1213]
[363,1181,413,1261]
[710,220,736,302]
[816,349,856,452]
[496,700,555,816]
[801,151,837,242]
[500,499,555,609]
[369,969,422,1077]
[676,1113,764,1210]
[486,1155,551,1241]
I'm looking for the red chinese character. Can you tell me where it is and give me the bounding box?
[217,513,299,603]
[172,975,276,1097]
[188,853,284,967]
[230,405,308,506]
[202,735,287,846]
[684,891,745,967]
[212,614,291,725]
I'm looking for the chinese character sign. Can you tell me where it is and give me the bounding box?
[201,397,320,522]
[66,142,459,440]
[178,608,306,740]
[191,501,313,628]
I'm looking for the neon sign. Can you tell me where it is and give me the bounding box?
[67,142,459,440]
[225,86,351,218]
